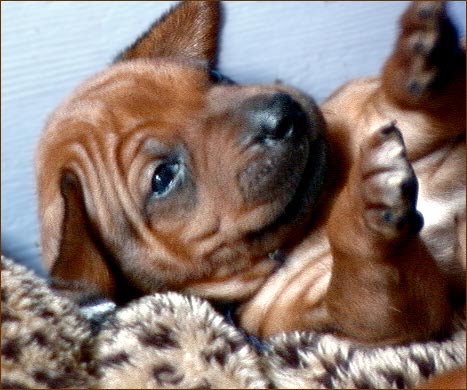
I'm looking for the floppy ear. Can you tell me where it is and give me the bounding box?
[115,1,222,66]
[49,171,117,304]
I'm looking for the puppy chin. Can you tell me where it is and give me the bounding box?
[182,257,278,301]
[247,135,329,254]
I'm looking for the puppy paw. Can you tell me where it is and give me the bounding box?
[383,1,465,105]
[359,123,423,239]
[404,2,445,97]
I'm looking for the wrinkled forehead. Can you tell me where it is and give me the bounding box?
[81,58,211,99]
[50,59,212,135]
[46,57,320,149]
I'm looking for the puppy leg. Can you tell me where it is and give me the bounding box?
[380,0,465,301]
[325,123,451,344]
[382,1,465,122]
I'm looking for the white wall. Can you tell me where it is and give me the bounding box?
[2,1,466,275]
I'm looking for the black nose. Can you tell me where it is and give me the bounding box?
[249,93,307,144]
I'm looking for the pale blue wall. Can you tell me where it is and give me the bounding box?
[2,1,466,275]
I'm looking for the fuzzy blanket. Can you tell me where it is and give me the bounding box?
[2,255,465,389]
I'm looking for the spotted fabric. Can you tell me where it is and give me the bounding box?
[2,256,465,388]
[1,256,95,389]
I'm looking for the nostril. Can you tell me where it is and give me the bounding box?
[250,93,307,144]
[263,114,295,141]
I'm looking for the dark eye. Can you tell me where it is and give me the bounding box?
[208,69,235,85]
[151,162,180,198]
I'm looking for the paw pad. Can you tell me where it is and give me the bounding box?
[415,2,443,23]
[401,1,462,99]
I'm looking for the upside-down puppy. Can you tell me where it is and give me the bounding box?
[36,1,465,345]
[239,1,466,344]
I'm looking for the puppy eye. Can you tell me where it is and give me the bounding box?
[151,162,181,198]
[208,69,235,85]
[209,69,224,83]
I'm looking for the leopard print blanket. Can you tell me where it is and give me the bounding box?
[2,255,465,389]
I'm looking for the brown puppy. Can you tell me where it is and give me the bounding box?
[239,1,465,344]
[37,1,326,304]
[36,1,465,345]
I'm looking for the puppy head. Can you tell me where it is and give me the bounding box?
[37,1,327,303]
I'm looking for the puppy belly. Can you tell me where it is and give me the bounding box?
[417,194,466,289]
[413,139,466,288]
[238,233,332,337]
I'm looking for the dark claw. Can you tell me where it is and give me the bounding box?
[383,210,395,224]
[396,210,424,234]
[417,7,435,20]
[407,80,425,96]
[413,41,429,55]
[400,176,418,203]
[381,121,398,135]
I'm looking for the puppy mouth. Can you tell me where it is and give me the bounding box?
[247,135,328,247]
